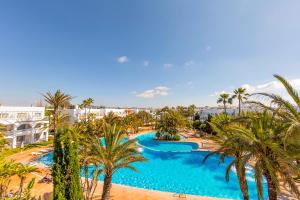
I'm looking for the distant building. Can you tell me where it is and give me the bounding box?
[196,106,237,120]
[0,106,49,148]
[66,105,152,123]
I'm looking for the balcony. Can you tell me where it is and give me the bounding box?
[6,127,48,137]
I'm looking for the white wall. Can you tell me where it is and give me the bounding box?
[0,106,45,122]
[0,106,49,148]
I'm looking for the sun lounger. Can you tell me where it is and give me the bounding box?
[173,193,187,199]
[40,174,52,183]
[31,152,42,156]
[28,161,38,166]
[39,149,51,153]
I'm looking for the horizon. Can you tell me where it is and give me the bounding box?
[0,1,300,107]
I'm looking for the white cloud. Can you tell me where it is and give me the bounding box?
[205,45,212,52]
[143,60,149,66]
[211,78,300,97]
[184,60,195,67]
[136,86,170,98]
[164,63,173,68]
[241,79,300,94]
[210,90,232,97]
[117,56,129,63]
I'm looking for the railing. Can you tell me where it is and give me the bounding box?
[6,128,48,137]
[0,116,49,122]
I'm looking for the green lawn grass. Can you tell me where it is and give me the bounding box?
[0,136,53,158]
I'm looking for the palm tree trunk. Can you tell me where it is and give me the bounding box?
[53,111,57,133]
[19,177,25,197]
[236,162,249,200]
[265,171,277,200]
[223,102,227,114]
[85,107,87,122]
[238,98,241,115]
[101,175,112,200]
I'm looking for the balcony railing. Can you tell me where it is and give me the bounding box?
[0,116,49,122]
[6,127,48,137]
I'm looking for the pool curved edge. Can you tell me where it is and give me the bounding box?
[134,131,200,153]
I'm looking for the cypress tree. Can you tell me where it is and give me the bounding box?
[64,128,83,200]
[52,130,66,200]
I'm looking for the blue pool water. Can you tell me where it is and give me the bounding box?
[38,132,267,199]
[137,133,198,152]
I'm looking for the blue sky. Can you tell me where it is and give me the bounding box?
[0,0,300,107]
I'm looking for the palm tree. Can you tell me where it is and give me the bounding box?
[103,112,120,125]
[217,93,232,114]
[92,124,146,200]
[231,112,300,200]
[187,104,197,119]
[81,98,94,122]
[231,88,249,115]
[203,114,249,200]
[43,90,72,133]
[15,163,38,197]
[75,122,103,200]
[252,75,300,146]
[0,160,19,198]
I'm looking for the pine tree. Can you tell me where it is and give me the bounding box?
[52,130,66,200]
[64,128,83,200]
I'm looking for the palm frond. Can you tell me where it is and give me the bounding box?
[274,74,300,108]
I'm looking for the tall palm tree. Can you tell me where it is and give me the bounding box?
[92,124,146,200]
[217,93,233,114]
[231,88,249,115]
[75,122,103,200]
[203,114,249,200]
[81,98,94,122]
[231,112,300,200]
[43,90,72,133]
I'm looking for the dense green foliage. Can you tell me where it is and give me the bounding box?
[64,129,83,200]
[192,114,215,135]
[52,131,65,200]
[155,108,188,141]
[0,135,39,199]
[208,75,300,200]
[52,128,82,200]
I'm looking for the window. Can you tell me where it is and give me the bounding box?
[17,113,27,119]
[34,112,42,118]
[34,123,42,128]
[17,135,25,142]
[34,133,40,141]
[0,113,9,119]
[17,124,32,130]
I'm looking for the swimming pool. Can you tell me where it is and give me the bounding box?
[38,131,267,199]
[136,132,198,152]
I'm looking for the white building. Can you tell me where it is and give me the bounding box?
[0,106,49,148]
[67,106,106,123]
[67,106,151,123]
